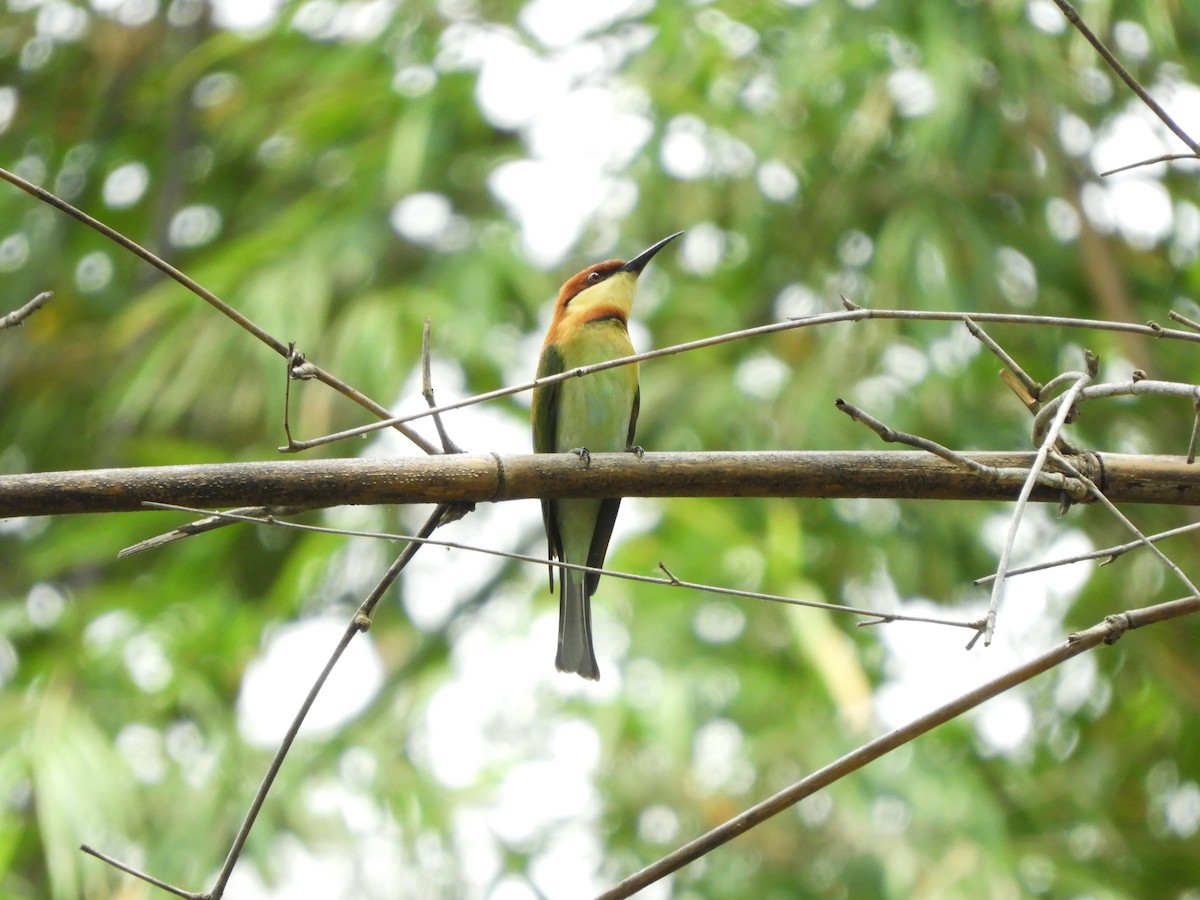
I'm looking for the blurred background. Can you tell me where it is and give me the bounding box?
[2,1,1200,897]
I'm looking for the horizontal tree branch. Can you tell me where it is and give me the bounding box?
[2,451,1199,518]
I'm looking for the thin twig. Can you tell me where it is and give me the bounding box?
[599,597,1200,899]
[421,318,463,454]
[985,359,1095,644]
[280,307,1200,453]
[118,504,315,557]
[88,506,452,897]
[837,399,999,475]
[1189,389,1200,464]
[834,400,1088,499]
[963,317,1042,402]
[78,844,202,899]
[0,290,51,329]
[1076,377,1200,403]
[1051,0,1200,154]
[202,504,452,898]
[1169,309,1200,333]
[1100,152,1200,177]
[1038,369,1090,402]
[139,502,981,631]
[974,521,1200,585]
[0,167,438,455]
[1048,451,1200,600]
[282,343,301,449]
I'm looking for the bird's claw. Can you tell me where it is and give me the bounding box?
[626,444,645,458]
[571,447,591,467]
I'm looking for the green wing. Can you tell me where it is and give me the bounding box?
[532,342,562,454]
[585,385,639,597]
[533,343,564,591]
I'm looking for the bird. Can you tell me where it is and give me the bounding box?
[532,232,683,679]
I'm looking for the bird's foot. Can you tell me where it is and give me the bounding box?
[626,444,645,458]
[571,447,592,467]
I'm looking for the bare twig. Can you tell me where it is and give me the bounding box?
[837,399,1000,476]
[1051,0,1200,154]
[974,520,1200,585]
[421,319,463,455]
[985,357,1096,644]
[834,400,1088,501]
[281,343,302,450]
[1030,370,1089,449]
[1076,377,1200,403]
[208,506,450,898]
[86,503,458,898]
[118,504,315,557]
[280,307,1200,453]
[599,595,1200,899]
[964,317,1042,402]
[0,291,51,329]
[136,502,981,631]
[1169,309,1200,333]
[1189,390,1200,465]
[1100,153,1200,177]
[78,844,201,899]
[0,167,439,455]
[1048,451,1200,600]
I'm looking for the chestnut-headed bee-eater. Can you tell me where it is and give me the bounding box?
[532,232,683,679]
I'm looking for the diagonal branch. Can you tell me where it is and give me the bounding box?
[598,594,1200,899]
[0,167,439,455]
[1052,0,1200,154]
[84,504,456,898]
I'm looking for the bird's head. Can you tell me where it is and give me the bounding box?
[550,232,683,332]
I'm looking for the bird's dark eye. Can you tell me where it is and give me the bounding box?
[586,271,603,284]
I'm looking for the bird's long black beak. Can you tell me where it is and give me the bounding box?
[619,231,684,274]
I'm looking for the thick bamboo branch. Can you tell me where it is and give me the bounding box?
[2,451,1198,518]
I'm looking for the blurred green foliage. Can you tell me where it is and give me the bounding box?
[2,1,1200,898]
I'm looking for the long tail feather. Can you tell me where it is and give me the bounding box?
[556,568,599,680]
